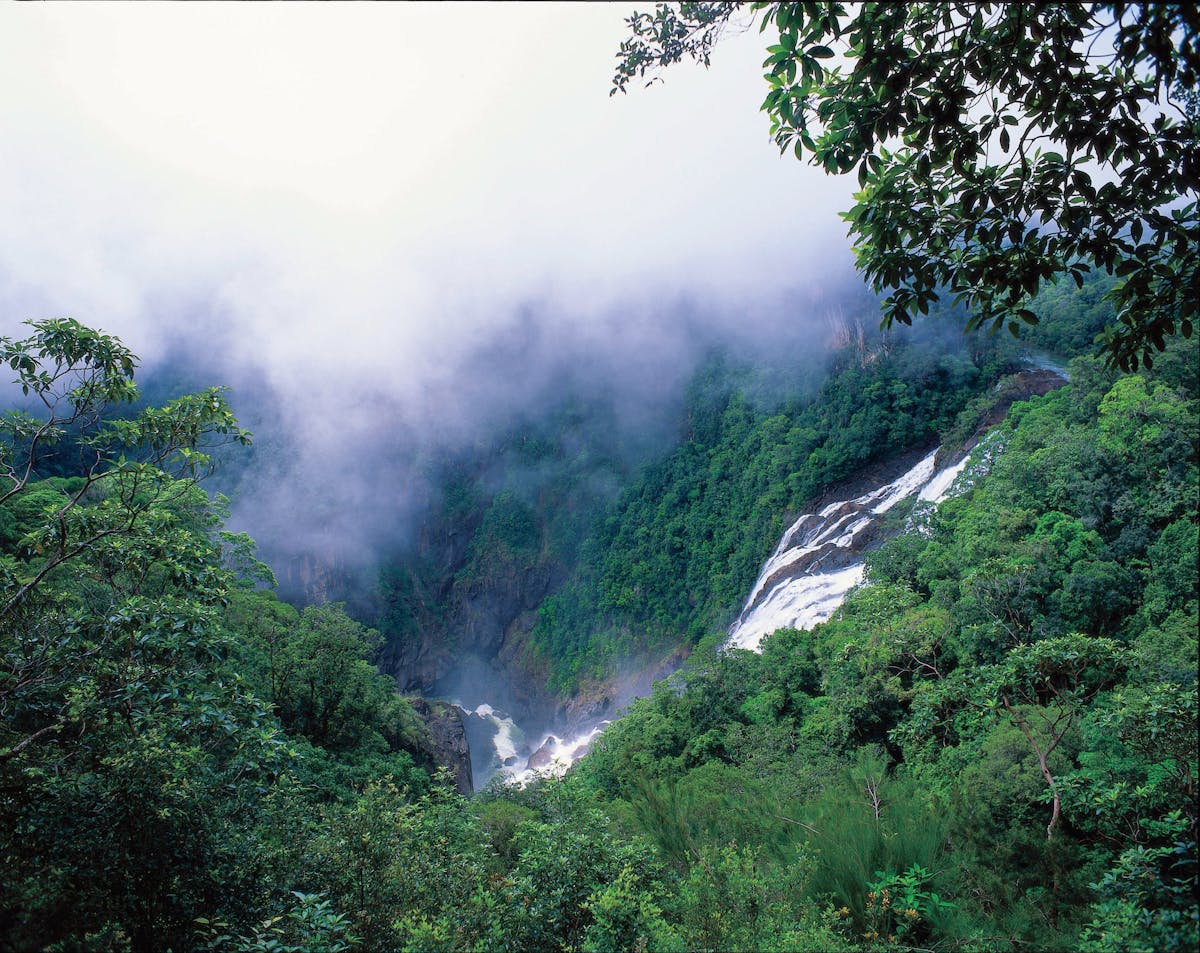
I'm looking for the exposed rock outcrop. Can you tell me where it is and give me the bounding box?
[276,551,350,606]
[408,697,473,795]
[526,738,557,770]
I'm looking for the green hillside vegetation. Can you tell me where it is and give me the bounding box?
[529,335,1001,692]
[574,336,1197,950]
[1,290,1195,951]
[379,274,1131,699]
[378,298,1025,696]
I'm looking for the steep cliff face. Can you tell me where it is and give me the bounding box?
[372,478,575,738]
[451,561,556,661]
[378,556,561,711]
[276,551,350,606]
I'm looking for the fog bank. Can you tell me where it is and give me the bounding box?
[0,3,865,564]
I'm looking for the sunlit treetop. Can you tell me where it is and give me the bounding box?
[614,2,1199,371]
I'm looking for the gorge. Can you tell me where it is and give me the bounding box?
[3,2,1196,947]
[4,305,1194,953]
[448,364,1070,788]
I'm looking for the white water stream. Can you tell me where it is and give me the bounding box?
[458,702,608,789]
[722,359,1067,652]
[725,444,981,651]
[457,360,1069,787]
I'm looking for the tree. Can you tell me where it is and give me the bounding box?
[272,603,398,751]
[1,318,250,619]
[989,634,1128,840]
[0,319,279,949]
[613,2,1199,370]
[1,318,252,764]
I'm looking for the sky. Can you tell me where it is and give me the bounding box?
[0,2,864,564]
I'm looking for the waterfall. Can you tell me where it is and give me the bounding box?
[460,429,1019,785]
[725,444,985,651]
[724,360,1066,652]
[457,702,608,789]
[453,364,1067,785]
[509,723,610,784]
[460,445,990,787]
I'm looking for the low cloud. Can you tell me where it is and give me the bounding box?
[0,3,865,566]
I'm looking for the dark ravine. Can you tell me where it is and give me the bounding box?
[375,539,563,723]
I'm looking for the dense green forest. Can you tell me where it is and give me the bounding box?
[575,335,1197,951]
[3,1,1196,950]
[528,327,1004,692]
[2,267,1195,952]
[373,278,1118,699]
[376,301,1021,698]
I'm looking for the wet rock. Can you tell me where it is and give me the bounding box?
[408,697,473,795]
[527,737,558,770]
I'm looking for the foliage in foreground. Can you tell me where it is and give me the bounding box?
[577,337,1198,950]
[2,314,1195,951]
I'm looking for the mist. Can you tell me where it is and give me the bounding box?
[0,3,867,573]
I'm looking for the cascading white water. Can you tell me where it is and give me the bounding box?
[458,702,608,789]
[725,444,984,651]
[460,362,1066,785]
[461,446,991,786]
[472,704,523,766]
[508,722,609,785]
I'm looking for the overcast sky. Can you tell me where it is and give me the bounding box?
[0,2,865,560]
[0,3,858,350]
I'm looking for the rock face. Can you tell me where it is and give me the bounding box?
[408,698,473,795]
[384,568,552,686]
[375,542,564,741]
[452,562,555,661]
[375,516,561,717]
[526,738,557,770]
[276,551,350,606]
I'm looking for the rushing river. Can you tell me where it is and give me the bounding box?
[456,702,609,789]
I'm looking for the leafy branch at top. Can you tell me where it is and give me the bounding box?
[613,2,1199,371]
[1,317,251,619]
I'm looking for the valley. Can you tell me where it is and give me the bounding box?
[2,3,1195,949]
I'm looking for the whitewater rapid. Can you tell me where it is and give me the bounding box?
[725,444,980,651]
[457,703,608,789]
